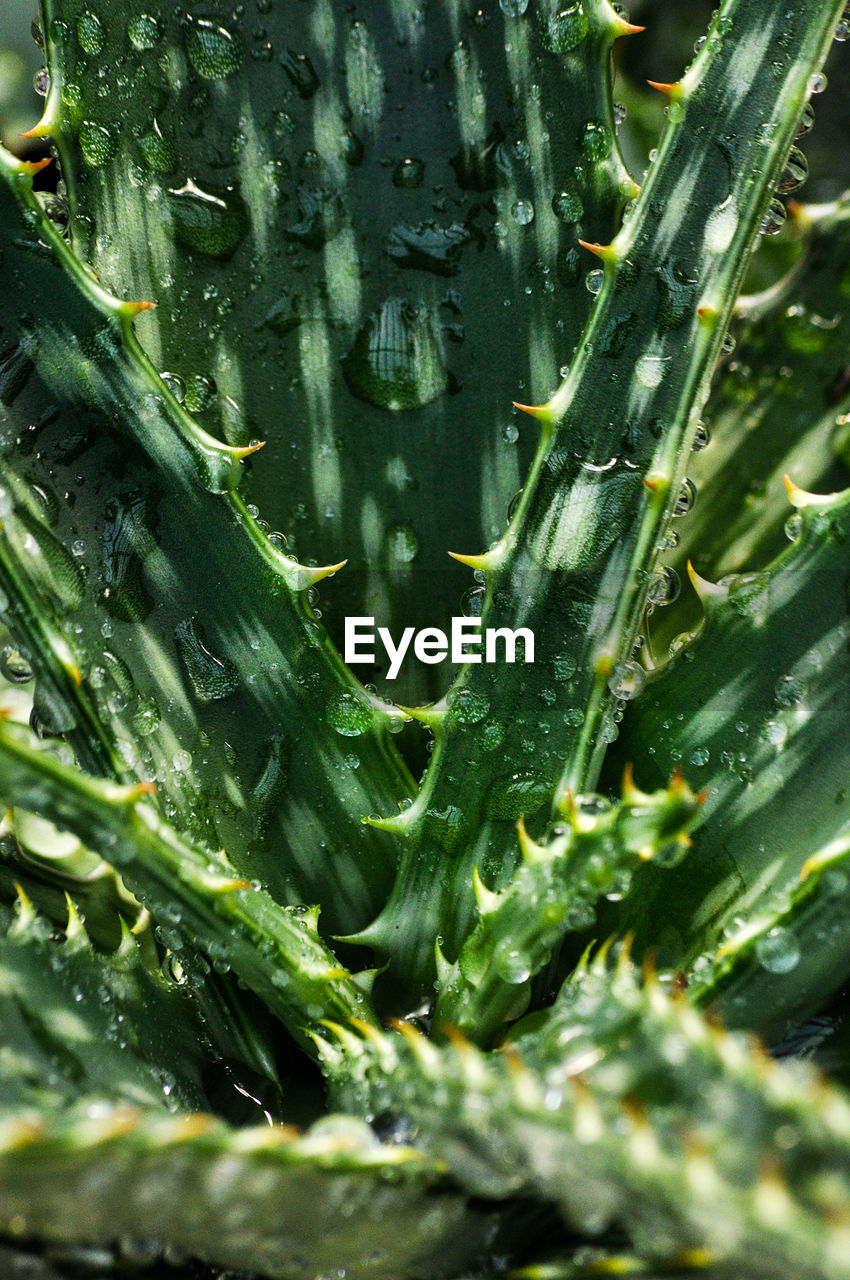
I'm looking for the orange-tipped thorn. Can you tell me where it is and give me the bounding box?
[18,156,53,176]
[697,305,718,324]
[231,439,266,459]
[642,472,668,494]
[448,550,493,573]
[512,401,551,420]
[120,299,157,320]
[577,238,617,263]
[647,79,683,99]
[615,20,646,36]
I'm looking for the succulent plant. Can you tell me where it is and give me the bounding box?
[2,0,850,1275]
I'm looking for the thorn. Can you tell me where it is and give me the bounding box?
[230,439,266,460]
[304,559,347,584]
[577,239,617,263]
[11,882,36,933]
[472,865,501,916]
[555,786,578,824]
[18,157,53,176]
[641,947,658,985]
[119,300,157,319]
[122,780,157,802]
[347,1015,385,1046]
[647,79,684,100]
[621,761,643,803]
[642,472,669,494]
[516,814,546,862]
[697,305,719,325]
[64,893,90,948]
[512,401,553,421]
[448,550,495,572]
[395,702,444,729]
[434,937,453,984]
[614,19,645,36]
[686,560,727,602]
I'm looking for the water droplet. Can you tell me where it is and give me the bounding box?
[499,0,529,15]
[160,372,185,403]
[448,688,490,724]
[79,122,116,168]
[635,353,670,388]
[184,15,244,79]
[342,299,449,411]
[690,746,710,767]
[762,719,788,747]
[128,13,161,49]
[755,926,800,974]
[808,72,827,94]
[77,11,104,54]
[167,180,249,258]
[137,120,176,173]
[327,692,373,737]
[784,512,803,542]
[836,17,850,39]
[461,586,485,617]
[776,146,808,194]
[486,770,550,819]
[175,616,239,701]
[585,269,604,295]
[385,221,471,276]
[647,567,680,606]
[774,673,806,707]
[607,661,645,700]
[720,332,736,355]
[511,199,534,225]
[0,645,33,684]
[393,158,424,189]
[184,373,217,413]
[507,489,523,520]
[691,421,710,451]
[384,521,418,564]
[34,67,49,97]
[760,198,786,236]
[540,5,589,53]
[580,120,611,161]
[795,101,815,137]
[551,190,583,222]
[495,946,531,985]
[173,749,193,773]
[673,478,696,516]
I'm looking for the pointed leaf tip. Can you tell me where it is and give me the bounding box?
[308,559,347,583]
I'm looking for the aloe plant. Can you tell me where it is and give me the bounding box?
[1,0,850,1274]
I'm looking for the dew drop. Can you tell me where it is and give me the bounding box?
[635,353,670,388]
[175,616,239,701]
[166,180,249,258]
[647,566,680,606]
[0,645,33,684]
[511,199,534,225]
[499,0,529,14]
[673,478,696,517]
[774,673,806,707]
[79,122,116,168]
[776,147,808,195]
[327,692,373,737]
[585,269,604,295]
[755,926,800,974]
[760,198,786,237]
[393,158,424,189]
[540,5,589,53]
[552,190,583,222]
[607,660,645,700]
[807,72,827,94]
[128,13,161,49]
[795,101,815,137]
[784,512,803,542]
[448,687,490,724]
[342,299,449,411]
[76,11,104,54]
[691,421,710,451]
[184,15,244,79]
